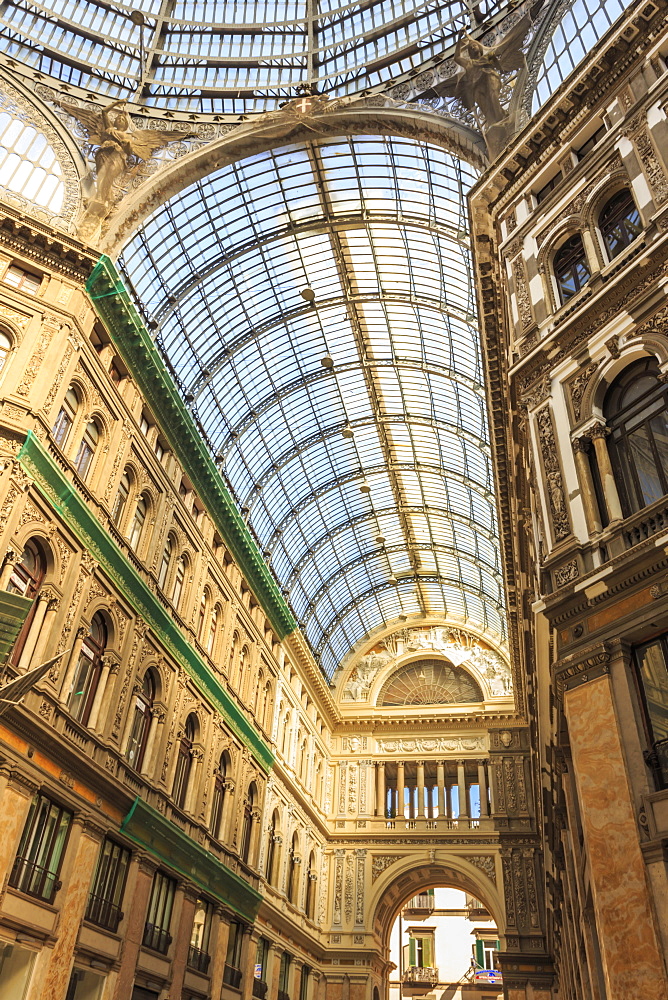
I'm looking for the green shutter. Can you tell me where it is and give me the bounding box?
[408,938,416,966]
[421,937,432,968]
[475,939,484,968]
[0,590,31,664]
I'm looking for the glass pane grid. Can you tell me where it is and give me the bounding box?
[120,134,506,676]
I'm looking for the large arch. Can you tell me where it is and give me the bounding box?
[369,853,506,955]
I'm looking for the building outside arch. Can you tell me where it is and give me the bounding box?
[0,1,664,1000]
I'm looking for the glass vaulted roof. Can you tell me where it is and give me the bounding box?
[0,0,508,114]
[120,135,505,678]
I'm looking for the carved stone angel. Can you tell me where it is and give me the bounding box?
[53,98,195,230]
[433,5,542,155]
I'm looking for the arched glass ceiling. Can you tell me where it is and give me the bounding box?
[0,0,506,114]
[120,135,505,678]
[531,0,633,112]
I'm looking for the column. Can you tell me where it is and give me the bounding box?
[0,547,18,589]
[88,654,116,731]
[241,929,263,1000]
[457,761,468,823]
[16,593,49,672]
[0,770,36,887]
[24,586,60,670]
[208,909,232,1000]
[220,780,236,844]
[170,885,198,1000]
[565,673,668,1000]
[477,760,489,820]
[376,762,385,818]
[141,707,165,779]
[572,438,602,534]
[40,817,104,998]
[416,761,425,819]
[486,762,496,814]
[437,762,446,819]
[112,856,157,1000]
[396,762,405,821]
[590,422,623,523]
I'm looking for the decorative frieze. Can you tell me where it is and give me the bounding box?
[376,736,487,754]
[535,405,571,541]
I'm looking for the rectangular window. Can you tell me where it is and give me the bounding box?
[535,173,561,203]
[3,264,41,294]
[188,898,212,974]
[143,872,175,954]
[634,635,668,788]
[575,122,607,160]
[224,921,244,988]
[86,839,131,932]
[299,965,310,1000]
[65,966,105,1000]
[278,951,291,999]
[9,794,72,903]
[0,941,36,1000]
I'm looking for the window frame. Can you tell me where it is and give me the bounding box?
[143,871,176,954]
[9,793,72,903]
[67,611,107,726]
[86,837,131,932]
[598,188,642,261]
[553,233,591,305]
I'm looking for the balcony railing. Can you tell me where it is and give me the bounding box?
[224,964,243,989]
[404,894,435,913]
[188,945,211,974]
[402,967,439,985]
[8,857,61,903]
[142,922,172,954]
[253,980,268,999]
[644,738,668,790]
[86,892,124,932]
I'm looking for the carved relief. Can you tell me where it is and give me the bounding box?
[43,340,76,415]
[535,405,571,541]
[554,559,579,588]
[468,855,497,885]
[377,736,487,754]
[344,852,354,924]
[372,855,404,882]
[355,850,366,925]
[333,850,345,924]
[627,114,668,205]
[568,361,601,422]
[16,314,61,396]
[512,254,533,330]
[348,763,357,815]
[339,763,347,815]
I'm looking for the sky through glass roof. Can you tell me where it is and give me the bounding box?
[120,135,506,677]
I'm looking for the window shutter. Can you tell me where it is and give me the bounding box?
[409,938,416,966]
[475,939,484,968]
[421,936,432,968]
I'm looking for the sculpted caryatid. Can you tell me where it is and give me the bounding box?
[54,98,195,230]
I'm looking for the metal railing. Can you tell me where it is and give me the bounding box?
[8,857,61,903]
[644,738,668,790]
[86,892,124,932]
[224,964,243,988]
[253,980,268,998]
[188,945,211,973]
[142,922,172,954]
[402,967,439,984]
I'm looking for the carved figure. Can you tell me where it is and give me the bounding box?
[53,98,195,229]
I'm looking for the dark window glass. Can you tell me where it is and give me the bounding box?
[535,173,561,203]
[52,387,78,449]
[125,671,155,770]
[240,782,256,864]
[128,494,148,549]
[86,838,131,931]
[278,951,291,1000]
[224,921,244,988]
[210,752,227,839]
[67,612,107,726]
[172,715,196,809]
[299,966,310,1000]
[157,536,173,589]
[7,539,46,664]
[188,898,212,973]
[600,189,642,260]
[73,420,99,478]
[604,358,668,514]
[554,234,590,304]
[575,121,606,159]
[9,794,72,902]
[143,872,175,953]
[112,471,131,526]
[634,635,668,789]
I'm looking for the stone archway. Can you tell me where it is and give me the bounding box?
[102,104,486,256]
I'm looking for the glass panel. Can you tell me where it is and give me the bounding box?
[636,640,668,742]
[628,425,665,507]
[0,942,36,1000]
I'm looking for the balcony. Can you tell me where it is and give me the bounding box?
[402,967,439,993]
[403,894,435,915]
[85,892,124,932]
[188,945,211,974]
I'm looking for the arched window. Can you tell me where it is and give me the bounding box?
[128,493,148,549]
[74,419,100,478]
[281,711,291,758]
[287,831,300,905]
[172,553,187,608]
[158,535,174,590]
[67,611,107,726]
[52,387,78,449]
[210,751,229,839]
[112,470,131,526]
[8,538,46,664]
[197,591,208,640]
[172,714,197,810]
[125,670,155,770]
[600,189,642,260]
[553,234,590,304]
[240,782,256,864]
[207,604,219,655]
[305,850,317,919]
[238,645,248,694]
[262,680,274,732]
[266,810,280,885]
[604,358,668,514]
[0,329,12,372]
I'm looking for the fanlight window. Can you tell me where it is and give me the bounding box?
[378,659,484,706]
[554,234,590,304]
[0,109,64,213]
